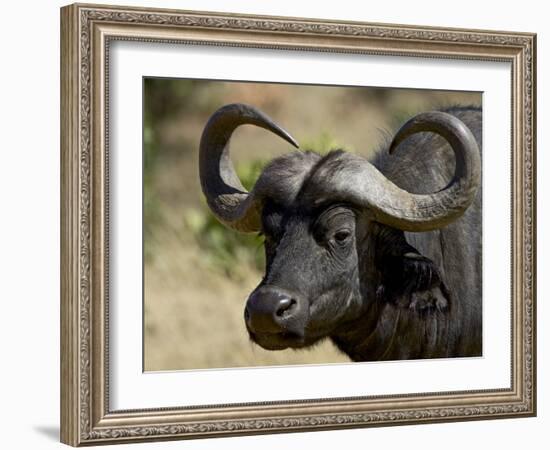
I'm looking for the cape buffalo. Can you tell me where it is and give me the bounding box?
[199,103,482,361]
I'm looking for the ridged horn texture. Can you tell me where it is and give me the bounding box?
[199,103,299,232]
[304,111,481,232]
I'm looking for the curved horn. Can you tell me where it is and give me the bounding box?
[307,111,481,232]
[199,103,299,232]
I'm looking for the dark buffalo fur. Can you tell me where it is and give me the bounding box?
[244,106,482,361]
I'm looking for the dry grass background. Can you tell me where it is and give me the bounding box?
[143,79,481,371]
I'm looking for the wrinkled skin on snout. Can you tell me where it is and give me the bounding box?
[245,202,366,350]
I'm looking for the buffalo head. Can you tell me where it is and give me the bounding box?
[199,103,481,353]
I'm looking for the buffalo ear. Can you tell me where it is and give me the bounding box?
[373,226,450,314]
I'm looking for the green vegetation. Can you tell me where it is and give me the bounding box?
[143,118,159,241]
[143,78,226,258]
[300,131,350,155]
[184,159,268,279]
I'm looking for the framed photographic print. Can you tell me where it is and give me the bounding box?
[60,3,537,446]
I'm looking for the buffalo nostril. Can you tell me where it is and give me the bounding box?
[245,288,303,334]
[275,298,297,318]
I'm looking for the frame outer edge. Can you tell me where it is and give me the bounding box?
[528,33,536,416]
[60,2,537,445]
[61,3,81,447]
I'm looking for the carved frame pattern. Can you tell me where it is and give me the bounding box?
[60,3,536,446]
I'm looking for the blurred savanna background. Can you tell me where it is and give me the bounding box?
[143,77,481,371]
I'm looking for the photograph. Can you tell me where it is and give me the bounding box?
[143,78,482,371]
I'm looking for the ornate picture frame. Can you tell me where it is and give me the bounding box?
[60,3,536,446]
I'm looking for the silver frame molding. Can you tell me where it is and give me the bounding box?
[60,3,536,446]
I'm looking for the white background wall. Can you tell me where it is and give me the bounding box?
[0,0,546,449]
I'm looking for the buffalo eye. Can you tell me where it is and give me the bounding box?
[332,229,352,245]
